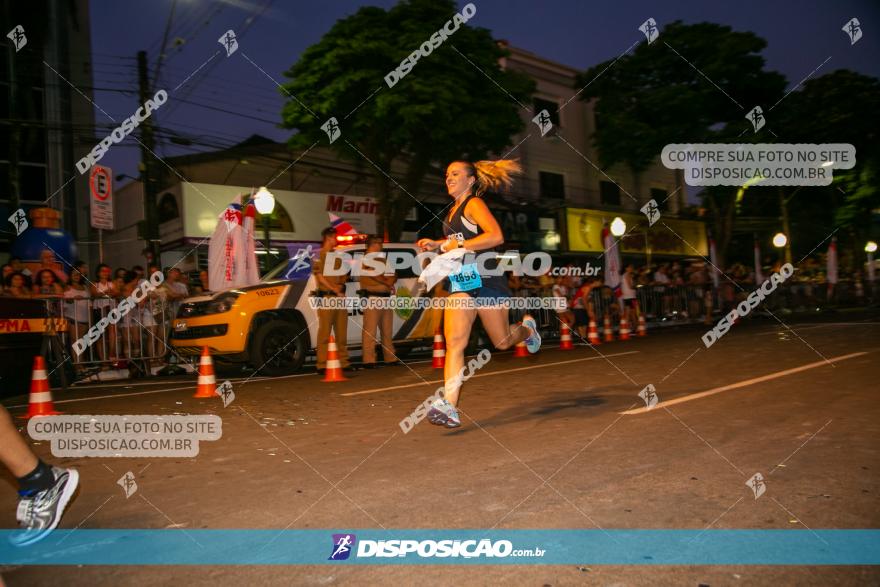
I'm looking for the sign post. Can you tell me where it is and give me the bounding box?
[89,165,113,263]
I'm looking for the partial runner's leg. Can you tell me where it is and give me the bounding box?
[442,294,477,407]
[0,406,38,477]
[1,406,80,547]
[478,305,530,350]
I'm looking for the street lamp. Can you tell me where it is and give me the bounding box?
[254,187,275,273]
[610,216,626,237]
[867,241,877,289]
[772,232,787,248]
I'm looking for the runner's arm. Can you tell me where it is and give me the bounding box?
[417,238,442,251]
[458,198,504,251]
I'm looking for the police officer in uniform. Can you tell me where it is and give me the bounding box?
[313,227,350,372]
[358,236,398,368]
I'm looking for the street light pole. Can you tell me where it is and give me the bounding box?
[263,213,271,273]
[773,232,788,265]
[866,241,877,300]
[137,51,160,264]
[253,187,276,275]
[779,187,794,265]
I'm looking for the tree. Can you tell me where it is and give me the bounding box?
[575,21,787,266]
[776,70,880,262]
[279,0,534,239]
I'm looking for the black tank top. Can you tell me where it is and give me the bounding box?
[443,195,508,292]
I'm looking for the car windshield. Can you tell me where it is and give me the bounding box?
[261,258,293,281]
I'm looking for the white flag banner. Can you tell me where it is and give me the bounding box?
[603,225,621,296]
[867,252,875,284]
[208,197,248,292]
[241,200,261,286]
[754,239,764,283]
[709,234,720,288]
[827,237,838,284]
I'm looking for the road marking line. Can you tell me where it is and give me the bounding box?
[68,374,271,391]
[4,372,316,408]
[621,351,869,415]
[757,322,879,335]
[341,350,640,397]
[5,350,638,407]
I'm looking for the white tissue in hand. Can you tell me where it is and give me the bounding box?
[418,248,469,290]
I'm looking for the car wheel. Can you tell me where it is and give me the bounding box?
[250,319,308,376]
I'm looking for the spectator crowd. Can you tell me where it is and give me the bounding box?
[1,250,212,374]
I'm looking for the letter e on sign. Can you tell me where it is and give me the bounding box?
[90,165,114,230]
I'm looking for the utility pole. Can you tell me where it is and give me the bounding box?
[137,50,160,263]
[778,187,794,265]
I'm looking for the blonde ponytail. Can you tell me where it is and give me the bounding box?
[461,159,522,197]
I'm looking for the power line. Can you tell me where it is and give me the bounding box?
[160,0,275,121]
[161,96,279,124]
[145,0,215,57]
[151,2,228,83]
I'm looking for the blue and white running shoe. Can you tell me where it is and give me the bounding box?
[9,467,79,547]
[522,314,541,354]
[426,398,461,428]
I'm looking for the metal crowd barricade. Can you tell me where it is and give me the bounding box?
[43,295,173,378]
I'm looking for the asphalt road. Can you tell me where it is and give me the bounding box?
[1,313,878,586]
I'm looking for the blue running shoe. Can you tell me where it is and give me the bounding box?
[426,398,461,428]
[522,314,541,354]
[10,467,79,547]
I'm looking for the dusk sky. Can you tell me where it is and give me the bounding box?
[89,0,880,182]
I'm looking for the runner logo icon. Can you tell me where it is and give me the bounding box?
[329,533,357,560]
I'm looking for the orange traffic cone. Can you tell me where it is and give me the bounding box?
[637,312,647,337]
[619,315,631,341]
[194,347,217,398]
[322,335,347,382]
[432,329,446,369]
[603,315,615,342]
[587,319,601,345]
[513,338,529,357]
[23,356,60,419]
[559,322,574,350]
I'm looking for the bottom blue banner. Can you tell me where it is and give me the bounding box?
[0,530,877,565]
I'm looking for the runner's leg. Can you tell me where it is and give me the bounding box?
[443,294,477,407]
[0,406,38,477]
[478,305,530,350]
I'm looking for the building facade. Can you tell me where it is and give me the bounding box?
[104,41,704,271]
[1,0,97,265]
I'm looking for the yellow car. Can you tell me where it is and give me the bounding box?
[170,243,442,375]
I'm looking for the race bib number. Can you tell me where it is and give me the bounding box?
[449,263,482,293]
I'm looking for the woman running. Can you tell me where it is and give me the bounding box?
[417,159,541,428]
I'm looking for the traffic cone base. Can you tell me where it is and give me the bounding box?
[559,322,574,350]
[24,356,60,418]
[619,317,631,341]
[323,335,347,382]
[588,319,601,345]
[194,347,217,398]
[603,316,615,342]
